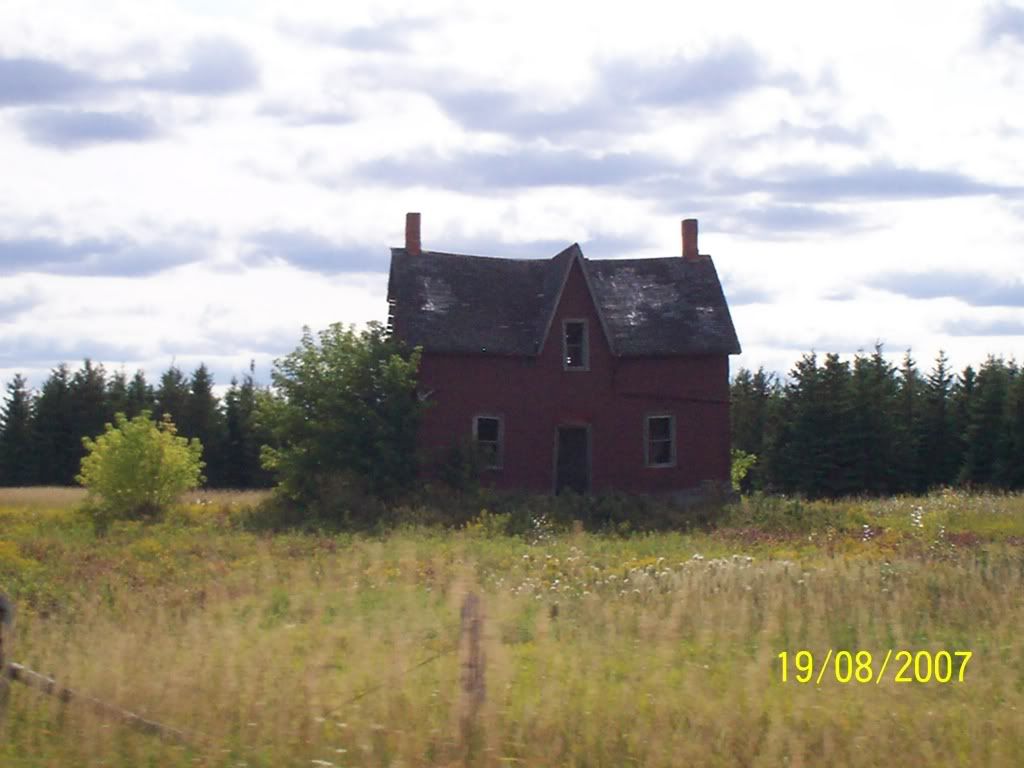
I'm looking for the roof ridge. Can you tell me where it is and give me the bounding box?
[387,245,740,357]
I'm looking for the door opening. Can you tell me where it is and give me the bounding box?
[555,426,590,494]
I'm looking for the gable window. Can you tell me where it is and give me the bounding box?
[474,415,504,469]
[563,319,589,370]
[645,415,675,468]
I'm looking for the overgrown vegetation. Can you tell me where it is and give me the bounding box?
[1,489,1023,766]
[258,321,422,512]
[730,447,757,491]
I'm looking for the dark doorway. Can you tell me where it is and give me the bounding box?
[556,426,590,494]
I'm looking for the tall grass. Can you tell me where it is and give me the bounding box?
[0,487,269,510]
[1,491,1023,766]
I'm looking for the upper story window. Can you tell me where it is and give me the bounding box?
[645,414,676,468]
[563,319,589,370]
[473,415,503,469]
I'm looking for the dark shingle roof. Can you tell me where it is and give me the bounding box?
[387,244,741,357]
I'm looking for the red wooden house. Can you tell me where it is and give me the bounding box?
[387,213,741,495]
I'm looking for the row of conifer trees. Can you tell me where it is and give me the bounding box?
[2,347,1022,494]
[0,360,273,488]
[731,347,1024,497]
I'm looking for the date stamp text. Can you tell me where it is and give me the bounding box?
[777,650,972,684]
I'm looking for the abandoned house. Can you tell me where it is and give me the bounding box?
[386,213,741,495]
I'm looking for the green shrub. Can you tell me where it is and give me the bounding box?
[259,322,422,505]
[77,411,204,523]
[730,448,758,492]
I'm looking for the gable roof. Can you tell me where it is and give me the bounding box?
[387,244,741,357]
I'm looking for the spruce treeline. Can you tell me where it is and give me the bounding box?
[732,346,1024,497]
[0,361,273,488]
[5,347,1021,496]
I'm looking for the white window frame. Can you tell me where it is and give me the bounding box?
[644,414,676,468]
[473,414,504,470]
[562,318,589,371]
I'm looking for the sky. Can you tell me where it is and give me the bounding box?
[1,0,1023,392]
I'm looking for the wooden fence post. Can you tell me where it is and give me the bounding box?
[0,594,192,745]
[0,593,13,723]
[459,592,486,755]
[0,593,12,663]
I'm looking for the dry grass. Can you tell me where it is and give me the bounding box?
[1,494,1023,766]
[0,486,269,510]
[0,487,88,508]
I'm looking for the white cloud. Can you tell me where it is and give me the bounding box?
[0,0,1022,389]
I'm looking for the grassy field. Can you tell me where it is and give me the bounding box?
[1,489,1024,766]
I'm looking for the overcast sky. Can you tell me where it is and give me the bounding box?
[2,0,1023,391]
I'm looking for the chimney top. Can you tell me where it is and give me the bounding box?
[405,212,421,255]
[682,218,698,260]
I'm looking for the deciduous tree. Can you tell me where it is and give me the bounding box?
[259,322,422,507]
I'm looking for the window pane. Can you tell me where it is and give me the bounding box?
[565,322,584,345]
[564,322,586,368]
[650,439,672,465]
[648,416,671,441]
[480,441,499,466]
[476,417,499,442]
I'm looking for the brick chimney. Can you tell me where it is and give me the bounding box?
[405,212,421,255]
[682,218,698,260]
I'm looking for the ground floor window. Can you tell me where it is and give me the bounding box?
[473,415,503,469]
[645,414,675,467]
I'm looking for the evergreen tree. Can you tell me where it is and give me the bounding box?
[33,364,76,484]
[184,363,224,486]
[960,356,1009,487]
[223,367,274,488]
[848,345,900,495]
[155,365,189,427]
[730,367,776,492]
[951,364,976,480]
[819,353,856,497]
[69,359,110,451]
[757,380,788,493]
[106,369,131,419]
[895,350,925,493]
[921,351,957,488]
[1001,366,1024,489]
[0,374,35,485]
[127,370,155,417]
[731,368,757,450]
[774,352,830,496]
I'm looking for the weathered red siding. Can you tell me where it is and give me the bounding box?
[416,260,731,494]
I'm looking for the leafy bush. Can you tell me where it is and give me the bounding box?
[259,322,422,509]
[730,448,758,492]
[437,440,487,493]
[76,411,204,522]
